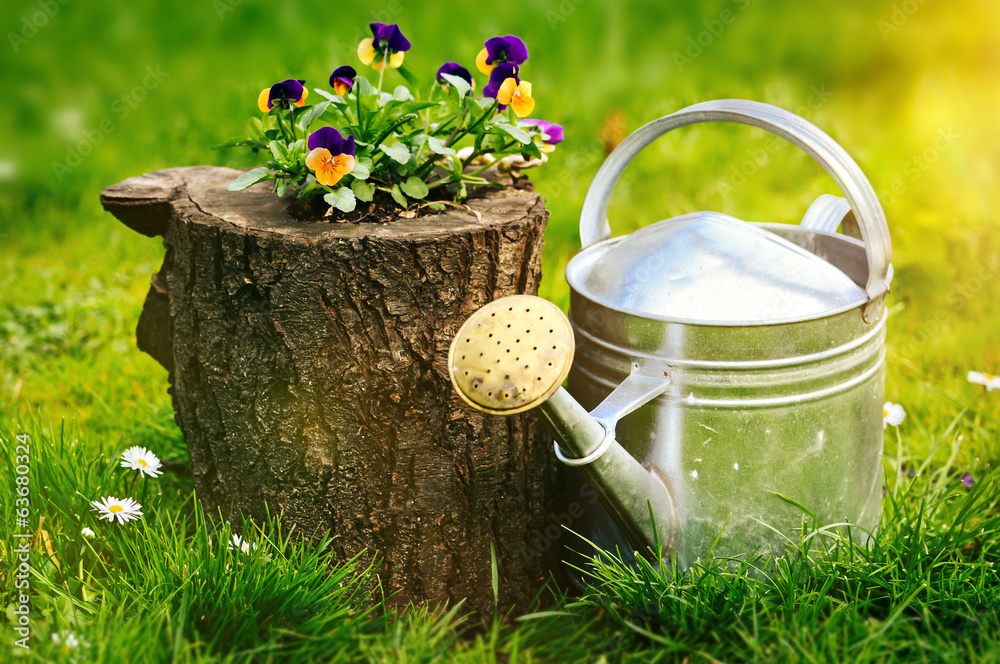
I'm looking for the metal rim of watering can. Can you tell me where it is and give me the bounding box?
[578,99,892,323]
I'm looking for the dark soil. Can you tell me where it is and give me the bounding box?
[288,170,529,225]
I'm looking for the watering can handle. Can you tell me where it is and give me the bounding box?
[579,99,892,323]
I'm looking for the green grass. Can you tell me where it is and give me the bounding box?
[2,0,1000,661]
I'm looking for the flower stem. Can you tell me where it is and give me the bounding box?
[423,83,436,133]
[447,100,498,147]
[373,115,416,150]
[426,174,489,190]
[376,48,388,94]
[413,101,498,179]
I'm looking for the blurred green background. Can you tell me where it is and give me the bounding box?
[1,0,998,458]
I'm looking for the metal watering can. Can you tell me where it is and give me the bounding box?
[448,100,892,567]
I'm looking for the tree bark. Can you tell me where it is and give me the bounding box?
[101,166,557,615]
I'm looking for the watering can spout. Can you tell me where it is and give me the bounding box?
[448,295,676,555]
[537,387,677,553]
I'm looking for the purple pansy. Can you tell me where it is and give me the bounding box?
[436,62,473,88]
[329,66,357,96]
[483,62,519,100]
[258,79,308,113]
[369,22,411,54]
[308,126,356,157]
[521,119,564,145]
[484,35,528,67]
[268,79,306,107]
[961,474,976,489]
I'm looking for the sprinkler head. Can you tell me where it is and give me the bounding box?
[448,295,575,415]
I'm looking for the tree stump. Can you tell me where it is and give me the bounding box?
[101,166,557,615]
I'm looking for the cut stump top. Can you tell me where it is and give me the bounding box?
[100,165,546,242]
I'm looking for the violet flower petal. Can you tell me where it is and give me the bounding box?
[341,133,355,157]
[483,62,519,99]
[485,35,528,65]
[308,126,345,154]
[370,22,411,53]
[268,79,305,106]
[437,62,473,86]
[522,119,565,144]
[330,65,357,89]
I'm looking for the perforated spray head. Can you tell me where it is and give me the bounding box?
[448,295,575,415]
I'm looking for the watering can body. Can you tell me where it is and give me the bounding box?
[566,218,886,566]
[449,100,892,568]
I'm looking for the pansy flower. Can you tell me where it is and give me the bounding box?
[329,66,357,97]
[257,79,309,113]
[436,62,474,91]
[483,63,535,117]
[521,119,564,152]
[883,401,905,429]
[483,63,517,100]
[476,35,528,75]
[968,370,1000,391]
[358,22,411,71]
[306,127,356,187]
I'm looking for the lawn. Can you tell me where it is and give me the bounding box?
[2,0,999,661]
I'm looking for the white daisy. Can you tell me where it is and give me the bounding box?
[229,534,258,555]
[968,371,1000,392]
[883,401,905,428]
[80,527,96,539]
[52,630,81,649]
[90,496,143,524]
[120,446,163,477]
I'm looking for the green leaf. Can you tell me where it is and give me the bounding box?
[440,73,471,98]
[426,136,456,156]
[377,91,394,107]
[402,101,440,115]
[427,202,446,211]
[268,140,286,161]
[275,179,287,197]
[297,101,330,130]
[490,542,499,607]
[226,167,272,191]
[396,66,418,87]
[350,160,371,180]
[213,136,258,149]
[324,187,357,213]
[379,142,411,164]
[391,85,414,102]
[356,75,374,97]
[352,178,375,202]
[400,176,429,199]
[314,88,347,105]
[450,152,465,177]
[474,97,496,111]
[495,122,531,144]
[520,140,543,160]
[390,185,408,209]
